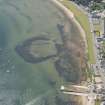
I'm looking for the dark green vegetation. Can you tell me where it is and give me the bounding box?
[90,2,105,11]
[71,0,104,11]
[71,0,91,6]
[95,99,101,105]
[71,0,103,6]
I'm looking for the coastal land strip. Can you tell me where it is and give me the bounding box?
[50,0,89,105]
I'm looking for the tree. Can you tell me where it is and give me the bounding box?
[72,0,92,6]
[71,0,103,6]
[93,0,102,3]
[90,2,104,10]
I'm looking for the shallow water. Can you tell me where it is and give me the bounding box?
[0,0,82,104]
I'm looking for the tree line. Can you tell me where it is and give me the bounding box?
[71,0,105,11]
[71,0,103,6]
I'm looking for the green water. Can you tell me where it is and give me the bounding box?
[0,0,82,104]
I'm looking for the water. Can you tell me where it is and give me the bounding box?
[0,0,83,105]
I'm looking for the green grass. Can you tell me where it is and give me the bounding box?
[93,21,101,36]
[94,24,101,32]
[61,0,95,64]
[85,65,94,82]
[95,99,101,105]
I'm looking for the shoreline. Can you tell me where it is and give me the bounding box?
[51,0,88,105]
[51,0,88,50]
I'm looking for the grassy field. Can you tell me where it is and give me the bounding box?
[60,0,96,64]
[95,99,101,105]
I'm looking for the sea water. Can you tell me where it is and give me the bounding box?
[0,0,82,104]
